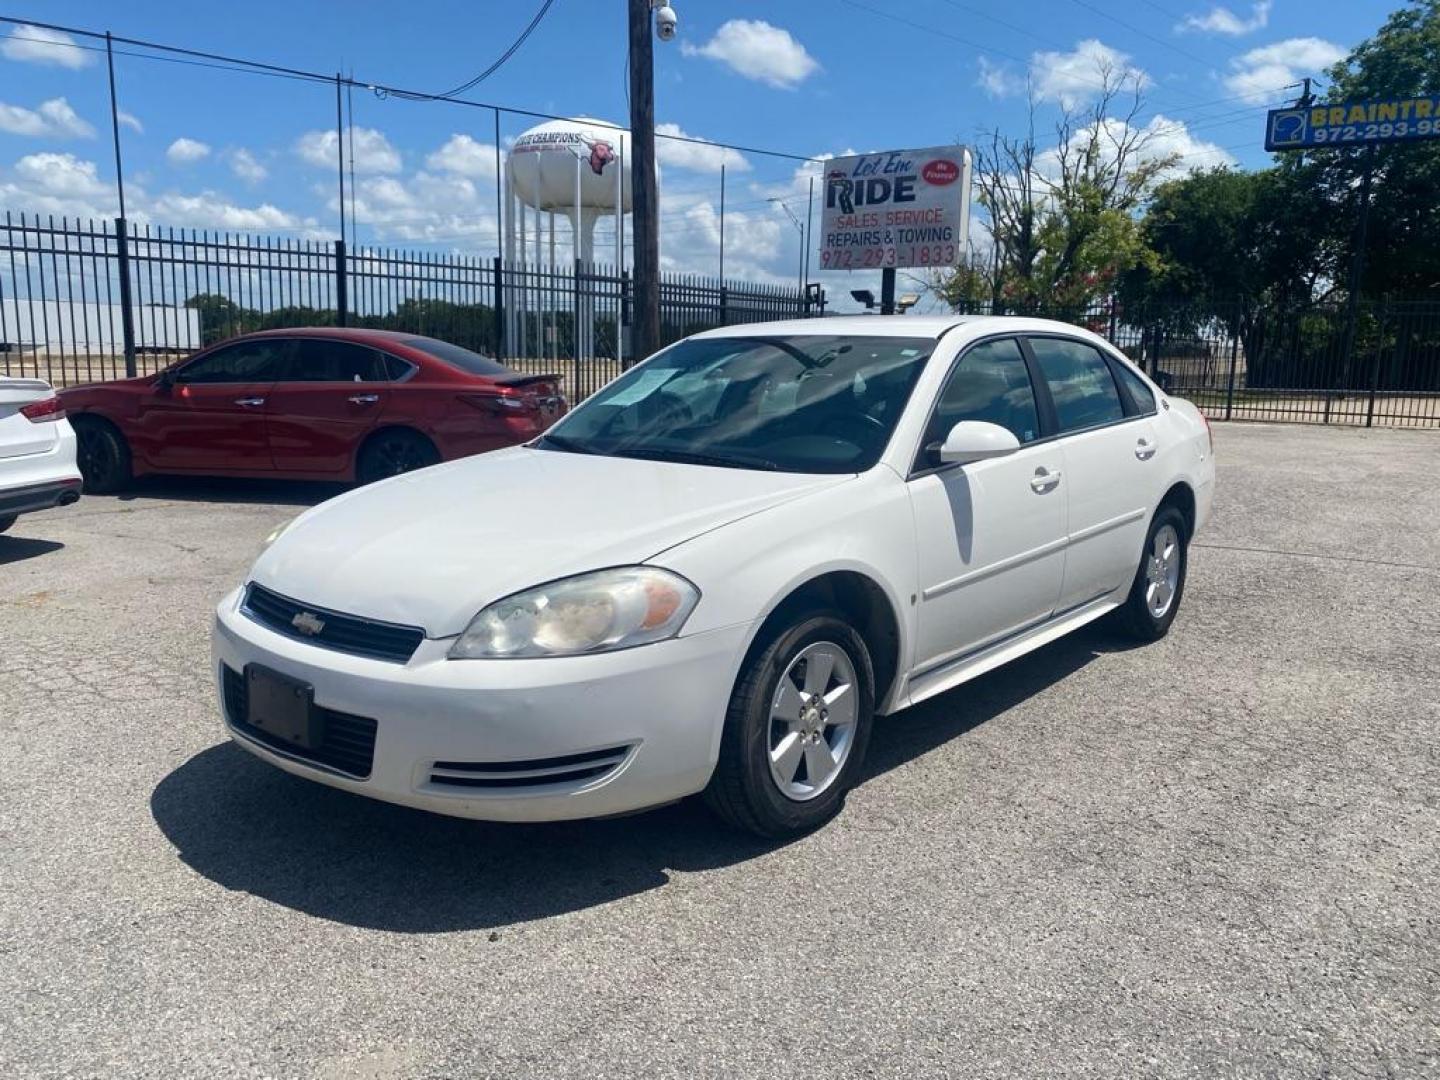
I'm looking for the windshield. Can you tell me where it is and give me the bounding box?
[402,336,510,376]
[540,334,935,473]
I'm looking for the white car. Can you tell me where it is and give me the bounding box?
[214,316,1215,837]
[0,376,82,535]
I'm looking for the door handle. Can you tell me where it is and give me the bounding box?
[234,396,265,407]
[1135,438,1157,461]
[348,394,380,405]
[1030,467,1062,492]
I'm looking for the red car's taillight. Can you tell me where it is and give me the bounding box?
[19,396,66,423]
[460,391,532,414]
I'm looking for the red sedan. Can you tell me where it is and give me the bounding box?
[60,329,566,492]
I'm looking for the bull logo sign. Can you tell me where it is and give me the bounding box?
[580,135,617,176]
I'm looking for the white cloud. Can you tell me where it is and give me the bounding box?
[977,57,1025,99]
[146,191,308,232]
[655,123,750,174]
[338,171,498,245]
[1223,37,1345,105]
[1031,40,1149,109]
[681,19,819,89]
[0,97,94,139]
[227,148,267,184]
[12,151,109,198]
[1,24,92,69]
[1179,1,1271,36]
[425,134,501,178]
[1031,114,1237,191]
[166,137,211,165]
[117,110,143,134]
[296,126,402,175]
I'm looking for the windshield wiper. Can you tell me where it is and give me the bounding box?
[536,433,597,455]
[613,446,780,472]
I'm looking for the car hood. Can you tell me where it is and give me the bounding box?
[252,446,852,637]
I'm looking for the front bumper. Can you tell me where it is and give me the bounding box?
[212,588,753,822]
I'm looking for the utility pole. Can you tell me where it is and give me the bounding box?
[627,0,661,364]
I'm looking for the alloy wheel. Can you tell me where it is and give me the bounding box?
[766,641,858,802]
[1145,523,1182,619]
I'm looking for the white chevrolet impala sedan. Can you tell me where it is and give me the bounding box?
[213,316,1215,837]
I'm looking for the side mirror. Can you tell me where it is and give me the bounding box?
[155,369,176,392]
[937,420,1021,465]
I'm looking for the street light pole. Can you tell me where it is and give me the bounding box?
[627,0,661,364]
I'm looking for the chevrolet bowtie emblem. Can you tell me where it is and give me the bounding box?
[291,610,326,636]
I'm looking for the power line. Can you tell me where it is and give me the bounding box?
[0,13,823,165]
[436,0,559,97]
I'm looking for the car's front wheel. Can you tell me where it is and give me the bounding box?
[705,611,874,838]
[1113,505,1189,641]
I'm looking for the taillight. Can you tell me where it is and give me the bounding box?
[20,396,66,423]
[1201,413,1214,454]
[460,391,531,414]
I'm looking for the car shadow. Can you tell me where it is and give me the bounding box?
[116,475,346,508]
[0,536,64,565]
[150,624,1120,934]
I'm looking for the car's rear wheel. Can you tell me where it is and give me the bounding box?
[705,611,874,838]
[73,416,133,494]
[356,429,440,485]
[1113,506,1189,641]
[0,514,16,535]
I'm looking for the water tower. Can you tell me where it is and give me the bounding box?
[504,117,633,362]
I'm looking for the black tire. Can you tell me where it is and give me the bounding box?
[1113,505,1189,642]
[73,416,133,494]
[356,429,440,485]
[0,514,16,535]
[704,611,875,838]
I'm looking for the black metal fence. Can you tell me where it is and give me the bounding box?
[5,212,1439,427]
[0,213,821,400]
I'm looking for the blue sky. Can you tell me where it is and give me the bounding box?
[0,0,1398,299]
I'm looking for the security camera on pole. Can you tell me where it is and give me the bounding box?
[627,0,677,366]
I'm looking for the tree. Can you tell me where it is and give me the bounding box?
[1319,0,1440,298]
[938,69,1177,316]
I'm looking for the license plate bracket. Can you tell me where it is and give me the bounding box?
[245,664,322,750]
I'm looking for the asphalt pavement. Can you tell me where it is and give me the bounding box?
[1,423,1437,1079]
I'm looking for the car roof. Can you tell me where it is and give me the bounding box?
[238,327,432,345]
[687,314,1106,343]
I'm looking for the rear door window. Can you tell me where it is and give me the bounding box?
[1027,337,1126,433]
[283,340,391,382]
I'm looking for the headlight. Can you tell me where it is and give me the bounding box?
[448,567,699,659]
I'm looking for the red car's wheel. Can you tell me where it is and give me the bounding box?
[356,429,440,485]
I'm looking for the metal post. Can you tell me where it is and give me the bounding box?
[335,75,347,253]
[114,217,136,377]
[804,176,814,309]
[493,254,505,360]
[1225,304,1240,421]
[1366,296,1387,428]
[627,0,661,361]
[1340,144,1377,395]
[105,33,127,221]
[880,267,896,315]
[493,108,503,261]
[718,163,726,282]
[334,239,348,327]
